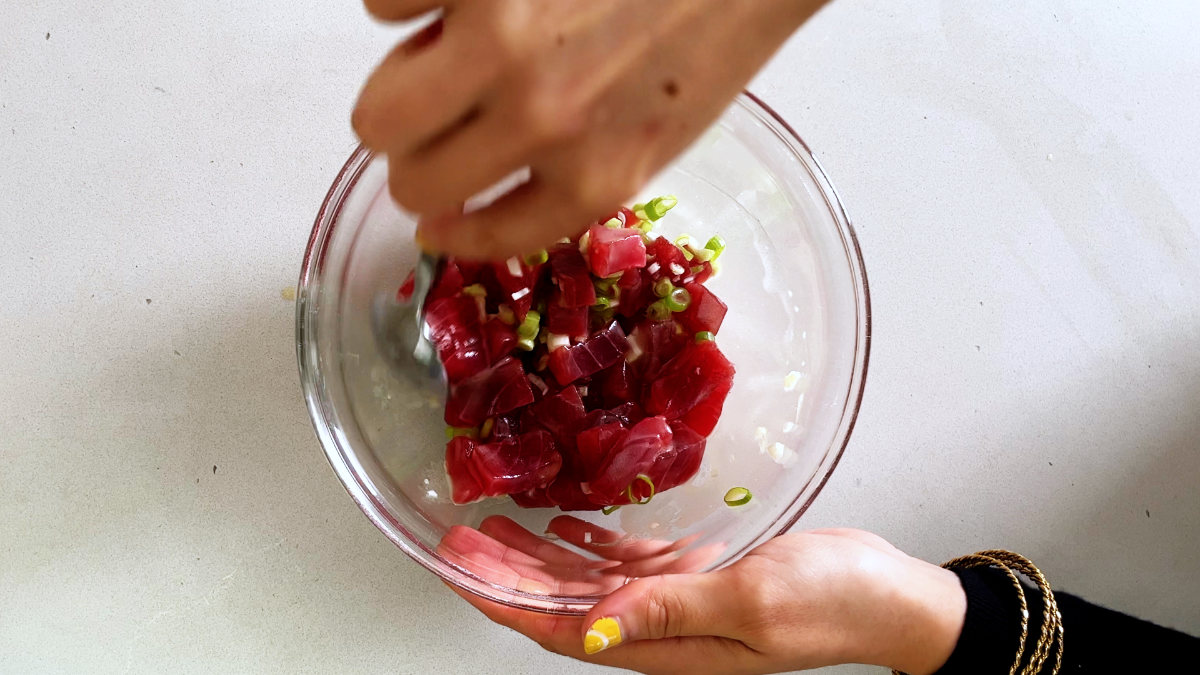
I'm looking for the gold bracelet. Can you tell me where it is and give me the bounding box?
[892,550,1063,675]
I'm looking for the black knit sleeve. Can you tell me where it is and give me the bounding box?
[932,567,1200,674]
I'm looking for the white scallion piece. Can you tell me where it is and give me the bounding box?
[506,256,523,277]
[546,332,570,352]
[784,371,804,392]
[767,442,796,465]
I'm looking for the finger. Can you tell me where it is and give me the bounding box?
[477,515,594,569]
[548,515,684,563]
[417,179,600,259]
[579,571,744,655]
[447,582,584,644]
[383,106,533,215]
[437,525,557,593]
[353,24,496,155]
[609,541,726,579]
[449,582,761,673]
[362,0,446,22]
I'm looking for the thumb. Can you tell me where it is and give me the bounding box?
[581,571,743,655]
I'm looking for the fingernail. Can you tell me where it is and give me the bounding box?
[583,617,623,655]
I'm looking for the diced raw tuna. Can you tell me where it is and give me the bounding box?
[627,319,688,380]
[680,377,733,436]
[587,416,674,503]
[491,257,544,321]
[595,361,638,408]
[524,385,586,447]
[646,237,688,278]
[576,421,629,479]
[658,421,706,490]
[547,474,603,511]
[445,437,483,504]
[469,430,562,497]
[424,295,488,382]
[677,282,728,335]
[481,318,517,364]
[429,261,465,301]
[607,402,643,427]
[548,244,596,308]
[587,225,646,278]
[415,195,732,511]
[643,341,735,435]
[615,267,652,318]
[487,413,520,441]
[445,356,535,427]
[548,322,629,385]
[546,294,590,337]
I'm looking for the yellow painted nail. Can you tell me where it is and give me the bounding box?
[583,617,622,655]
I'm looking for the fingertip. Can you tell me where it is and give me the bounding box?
[582,616,625,655]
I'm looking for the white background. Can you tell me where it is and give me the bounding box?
[2,1,1197,673]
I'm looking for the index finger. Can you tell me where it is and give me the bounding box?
[362,0,447,22]
[417,179,600,259]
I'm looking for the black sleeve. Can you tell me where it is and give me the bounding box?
[932,567,1200,674]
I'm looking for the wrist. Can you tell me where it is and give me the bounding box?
[877,558,967,675]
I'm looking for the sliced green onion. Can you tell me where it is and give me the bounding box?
[631,202,646,213]
[601,505,621,515]
[694,331,714,343]
[674,234,692,248]
[625,474,656,505]
[665,287,691,312]
[480,418,495,438]
[594,296,613,309]
[517,337,536,352]
[724,487,752,506]
[524,249,549,266]
[594,277,618,294]
[646,299,671,321]
[517,310,542,340]
[644,195,678,221]
[691,246,715,263]
[462,283,487,298]
[709,260,722,278]
[652,278,674,298]
[603,217,623,229]
[705,235,726,259]
[445,426,476,440]
[496,304,515,325]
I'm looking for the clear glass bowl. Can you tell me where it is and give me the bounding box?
[297,93,870,614]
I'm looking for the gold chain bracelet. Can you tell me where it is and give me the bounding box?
[892,550,1063,675]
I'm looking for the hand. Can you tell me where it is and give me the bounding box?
[353,0,827,259]
[451,528,967,675]
[438,514,726,598]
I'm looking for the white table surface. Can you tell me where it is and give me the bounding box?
[3,1,1198,673]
